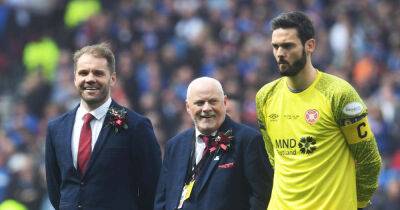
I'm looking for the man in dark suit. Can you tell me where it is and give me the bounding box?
[45,43,161,210]
[154,77,273,210]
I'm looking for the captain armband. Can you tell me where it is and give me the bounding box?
[341,115,373,144]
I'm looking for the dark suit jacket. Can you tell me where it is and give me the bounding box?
[154,116,273,210]
[45,100,161,210]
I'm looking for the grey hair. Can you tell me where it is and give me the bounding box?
[186,77,225,101]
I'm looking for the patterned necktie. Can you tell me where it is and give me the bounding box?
[78,113,94,176]
[200,134,211,157]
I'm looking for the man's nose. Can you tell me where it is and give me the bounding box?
[202,102,212,111]
[85,72,96,82]
[276,47,286,58]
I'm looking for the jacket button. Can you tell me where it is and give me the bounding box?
[80,181,84,186]
[78,205,82,208]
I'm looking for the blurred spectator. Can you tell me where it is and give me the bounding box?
[352,55,379,97]
[0,199,27,210]
[19,71,52,119]
[50,49,79,110]
[4,102,39,150]
[367,101,392,157]
[226,98,241,123]
[329,10,351,68]
[5,153,43,210]
[0,131,14,201]
[64,0,101,28]
[23,37,60,81]
[0,3,10,39]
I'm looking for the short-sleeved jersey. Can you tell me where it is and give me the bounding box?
[256,70,379,210]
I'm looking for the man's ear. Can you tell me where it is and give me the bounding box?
[186,101,190,114]
[224,95,227,106]
[110,72,117,86]
[305,38,316,54]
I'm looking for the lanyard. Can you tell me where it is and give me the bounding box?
[185,142,210,184]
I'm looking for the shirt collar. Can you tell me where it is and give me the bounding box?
[195,128,217,143]
[77,98,112,120]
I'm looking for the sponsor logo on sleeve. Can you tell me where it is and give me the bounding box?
[343,102,363,116]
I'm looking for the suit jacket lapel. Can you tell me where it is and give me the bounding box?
[196,116,233,194]
[196,151,221,194]
[83,101,117,177]
[65,107,79,175]
[172,130,194,206]
[84,120,111,177]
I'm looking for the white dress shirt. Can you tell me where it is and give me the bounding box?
[72,98,112,168]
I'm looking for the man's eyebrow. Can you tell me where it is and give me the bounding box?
[271,42,295,48]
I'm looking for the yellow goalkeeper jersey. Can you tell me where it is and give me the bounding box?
[256,70,381,210]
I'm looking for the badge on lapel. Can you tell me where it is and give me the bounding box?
[208,129,234,154]
[107,107,128,133]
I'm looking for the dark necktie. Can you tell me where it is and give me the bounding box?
[199,134,211,158]
[78,113,94,176]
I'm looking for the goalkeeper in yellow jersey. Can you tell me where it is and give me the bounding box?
[256,11,382,210]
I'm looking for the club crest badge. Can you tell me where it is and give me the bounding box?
[305,109,319,125]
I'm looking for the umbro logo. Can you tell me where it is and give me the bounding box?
[269,114,279,120]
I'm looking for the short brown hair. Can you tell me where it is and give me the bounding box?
[73,42,116,73]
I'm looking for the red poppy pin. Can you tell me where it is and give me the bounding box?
[107,107,128,133]
[209,129,233,153]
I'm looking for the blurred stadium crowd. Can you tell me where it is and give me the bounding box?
[0,0,399,209]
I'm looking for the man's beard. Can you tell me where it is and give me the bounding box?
[278,50,307,77]
[79,85,110,107]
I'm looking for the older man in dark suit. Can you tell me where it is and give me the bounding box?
[45,43,161,210]
[154,77,273,210]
